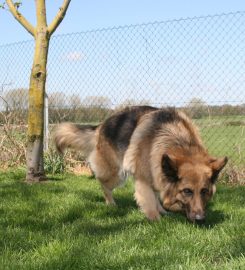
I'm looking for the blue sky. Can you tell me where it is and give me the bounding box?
[0,1,245,108]
[1,0,245,45]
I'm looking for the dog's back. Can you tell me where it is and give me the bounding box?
[100,106,157,152]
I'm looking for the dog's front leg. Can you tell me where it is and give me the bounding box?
[134,180,160,221]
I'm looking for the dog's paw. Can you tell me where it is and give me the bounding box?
[104,196,116,205]
[105,199,116,206]
[145,210,161,221]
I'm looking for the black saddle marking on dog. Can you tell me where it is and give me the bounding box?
[102,106,157,150]
[152,108,179,129]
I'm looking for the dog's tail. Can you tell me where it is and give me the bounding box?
[53,123,98,156]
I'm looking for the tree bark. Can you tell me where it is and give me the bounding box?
[26,0,49,182]
[26,30,49,182]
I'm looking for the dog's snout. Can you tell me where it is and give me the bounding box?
[195,214,205,221]
[188,211,205,223]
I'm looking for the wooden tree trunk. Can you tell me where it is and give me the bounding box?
[6,0,71,182]
[26,29,49,182]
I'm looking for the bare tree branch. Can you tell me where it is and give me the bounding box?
[48,0,71,36]
[6,0,35,36]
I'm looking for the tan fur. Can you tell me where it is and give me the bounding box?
[54,107,228,222]
[54,123,96,155]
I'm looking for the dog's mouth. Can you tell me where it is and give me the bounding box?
[186,210,206,223]
[180,203,205,223]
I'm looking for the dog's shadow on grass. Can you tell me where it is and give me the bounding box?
[194,211,226,229]
[201,201,227,228]
[45,177,230,229]
[79,189,137,218]
[2,176,227,232]
[77,187,229,228]
[201,210,227,228]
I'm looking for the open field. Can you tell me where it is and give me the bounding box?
[201,125,245,164]
[194,115,245,164]
[0,170,244,270]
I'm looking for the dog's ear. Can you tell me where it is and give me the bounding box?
[162,154,179,182]
[209,156,228,183]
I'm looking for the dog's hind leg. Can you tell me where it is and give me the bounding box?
[134,180,160,221]
[100,182,116,205]
[89,149,119,205]
[99,173,121,205]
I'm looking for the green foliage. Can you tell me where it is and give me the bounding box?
[0,171,244,270]
[44,148,65,175]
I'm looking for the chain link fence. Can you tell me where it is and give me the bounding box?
[0,12,245,179]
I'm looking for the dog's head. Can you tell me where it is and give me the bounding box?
[161,154,228,222]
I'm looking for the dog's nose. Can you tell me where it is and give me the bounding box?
[195,214,205,220]
[194,214,205,223]
[189,211,205,222]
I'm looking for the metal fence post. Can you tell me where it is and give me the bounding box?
[44,92,49,151]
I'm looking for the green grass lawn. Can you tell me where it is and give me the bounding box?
[0,170,244,270]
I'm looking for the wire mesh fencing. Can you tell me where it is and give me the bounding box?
[0,12,244,179]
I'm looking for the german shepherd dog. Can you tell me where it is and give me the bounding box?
[54,106,228,222]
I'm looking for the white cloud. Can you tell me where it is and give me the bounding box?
[65,51,86,62]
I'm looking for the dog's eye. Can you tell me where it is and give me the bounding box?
[183,188,193,196]
[201,188,209,196]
